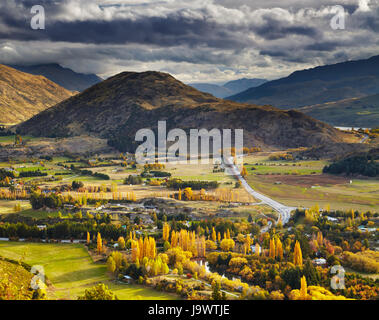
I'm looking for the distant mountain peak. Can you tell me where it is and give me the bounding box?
[9,63,103,92]
[189,77,267,98]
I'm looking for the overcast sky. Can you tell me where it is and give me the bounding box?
[0,0,378,83]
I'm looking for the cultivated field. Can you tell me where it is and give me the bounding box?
[244,153,379,212]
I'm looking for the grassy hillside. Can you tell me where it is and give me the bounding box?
[300,94,379,127]
[0,242,176,300]
[0,64,75,124]
[0,258,33,299]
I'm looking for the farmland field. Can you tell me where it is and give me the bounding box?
[0,242,176,300]
[246,174,379,212]
[0,200,31,214]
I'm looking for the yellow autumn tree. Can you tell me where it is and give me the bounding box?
[240,166,248,177]
[162,222,170,241]
[255,243,260,256]
[97,232,103,254]
[118,236,126,250]
[276,238,283,260]
[269,238,276,259]
[300,276,308,299]
[317,231,323,246]
[183,187,193,200]
[293,240,303,266]
[131,240,140,262]
[220,239,235,252]
[211,227,217,242]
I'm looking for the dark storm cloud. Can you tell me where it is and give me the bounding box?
[305,41,339,51]
[0,0,378,82]
[0,0,321,47]
[253,18,320,41]
[45,18,250,49]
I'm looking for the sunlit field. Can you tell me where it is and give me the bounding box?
[0,242,176,300]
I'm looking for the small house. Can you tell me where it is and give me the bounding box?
[123,275,133,284]
[312,258,327,266]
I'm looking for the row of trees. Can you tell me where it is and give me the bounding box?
[173,187,249,203]
[0,221,128,241]
[166,179,219,190]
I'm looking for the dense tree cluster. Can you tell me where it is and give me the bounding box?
[0,169,15,180]
[323,155,379,177]
[123,175,143,185]
[18,170,47,178]
[0,220,127,241]
[30,192,63,209]
[342,251,379,273]
[75,169,110,180]
[71,180,84,190]
[142,170,171,178]
[269,154,294,161]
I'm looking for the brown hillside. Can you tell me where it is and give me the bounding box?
[0,64,74,124]
[16,71,355,151]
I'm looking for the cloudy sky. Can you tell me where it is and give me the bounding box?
[0,0,378,83]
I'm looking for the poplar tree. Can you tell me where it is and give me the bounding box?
[240,166,248,177]
[300,276,308,300]
[162,222,170,241]
[294,240,303,266]
[317,231,323,246]
[97,232,102,254]
[276,238,283,261]
[255,243,260,256]
[118,236,126,250]
[211,227,217,242]
[269,238,276,259]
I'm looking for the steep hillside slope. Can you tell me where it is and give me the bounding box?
[299,94,379,128]
[0,64,75,124]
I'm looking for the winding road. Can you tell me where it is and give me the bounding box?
[360,134,369,144]
[224,157,296,227]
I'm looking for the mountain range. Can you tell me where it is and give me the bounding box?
[190,78,267,98]
[10,63,103,92]
[228,55,379,111]
[0,64,75,124]
[15,71,353,152]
